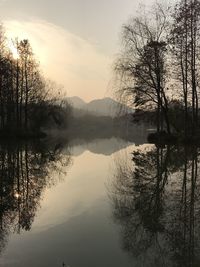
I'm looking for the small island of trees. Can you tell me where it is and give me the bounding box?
[115,0,200,144]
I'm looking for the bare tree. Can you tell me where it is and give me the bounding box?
[170,0,200,134]
[115,4,171,133]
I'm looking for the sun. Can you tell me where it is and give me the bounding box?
[8,40,20,60]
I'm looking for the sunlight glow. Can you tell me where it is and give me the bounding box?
[14,193,20,199]
[4,20,110,101]
[8,40,19,60]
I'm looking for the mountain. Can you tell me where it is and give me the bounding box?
[67,96,86,108]
[67,96,134,117]
[86,97,121,117]
[68,138,132,157]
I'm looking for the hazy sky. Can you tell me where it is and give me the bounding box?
[1,0,155,101]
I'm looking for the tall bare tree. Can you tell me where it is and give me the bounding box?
[170,0,200,134]
[115,4,171,133]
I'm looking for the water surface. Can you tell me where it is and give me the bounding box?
[0,134,198,267]
[0,137,138,267]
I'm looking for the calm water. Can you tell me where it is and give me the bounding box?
[0,133,199,267]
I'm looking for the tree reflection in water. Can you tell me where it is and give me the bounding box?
[0,140,71,254]
[110,144,200,267]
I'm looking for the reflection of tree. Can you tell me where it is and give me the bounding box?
[0,140,71,255]
[111,145,200,267]
[166,146,200,267]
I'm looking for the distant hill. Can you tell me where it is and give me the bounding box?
[67,96,134,117]
[67,96,86,108]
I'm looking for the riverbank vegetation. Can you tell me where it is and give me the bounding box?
[0,24,71,138]
[114,0,200,143]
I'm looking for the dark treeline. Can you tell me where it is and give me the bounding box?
[0,24,71,137]
[115,0,200,139]
[110,144,200,267]
[0,140,71,255]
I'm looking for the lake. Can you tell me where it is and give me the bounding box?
[0,130,199,267]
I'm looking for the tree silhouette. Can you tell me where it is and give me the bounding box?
[115,0,200,136]
[0,24,71,136]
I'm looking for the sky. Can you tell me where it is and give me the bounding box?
[0,0,155,101]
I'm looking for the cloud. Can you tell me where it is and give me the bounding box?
[4,19,111,101]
